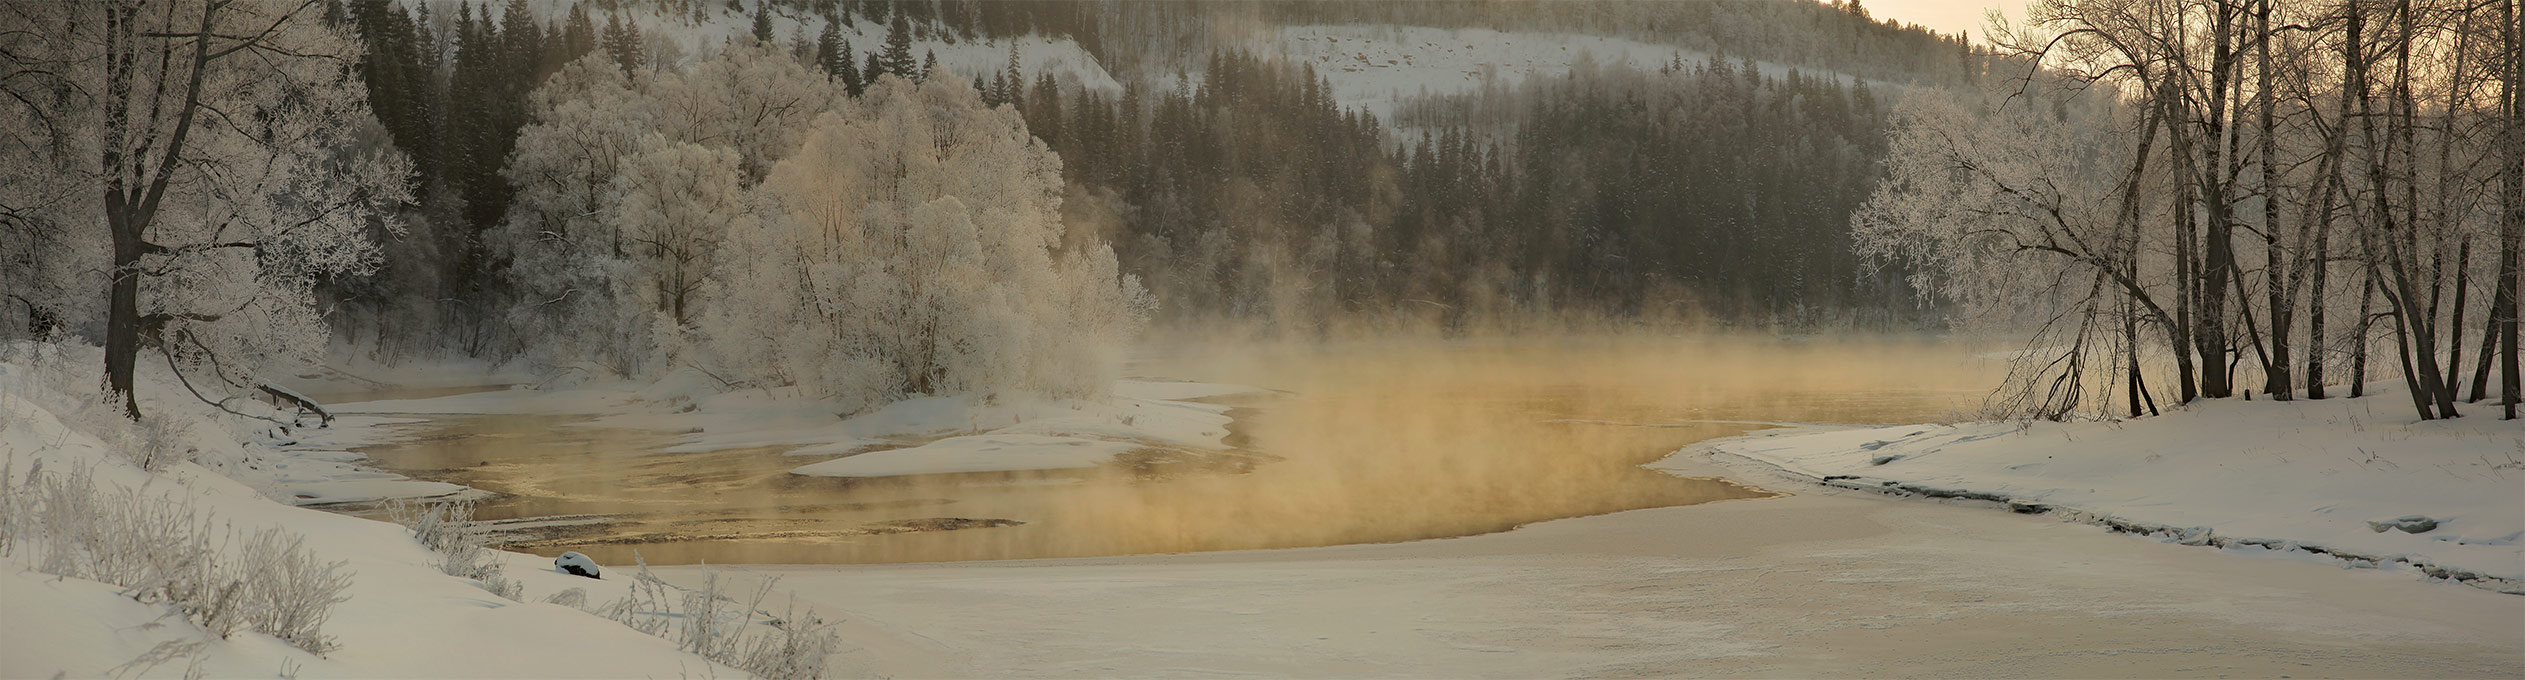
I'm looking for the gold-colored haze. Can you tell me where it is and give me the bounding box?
[346,332,2002,565]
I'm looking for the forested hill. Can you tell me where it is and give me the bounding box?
[1068,0,1973,89]
[316,0,1965,358]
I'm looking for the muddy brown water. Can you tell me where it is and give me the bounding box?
[332,335,2002,566]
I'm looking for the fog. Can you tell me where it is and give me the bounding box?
[353,332,2006,566]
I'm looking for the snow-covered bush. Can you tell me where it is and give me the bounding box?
[0,464,352,654]
[589,557,839,680]
[386,498,521,601]
[711,73,1151,412]
[0,343,197,471]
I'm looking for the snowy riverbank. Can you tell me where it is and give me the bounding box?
[325,368,1262,481]
[1,344,750,677]
[1686,385,2525,593]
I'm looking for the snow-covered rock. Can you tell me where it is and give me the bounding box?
[555,552,602,579]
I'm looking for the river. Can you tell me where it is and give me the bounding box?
[329,334,2003,566]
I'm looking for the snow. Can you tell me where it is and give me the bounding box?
[584,0,1123,94]
[1,350,747,678]
[1255,25,1807,125]
[1690,385,2525,590]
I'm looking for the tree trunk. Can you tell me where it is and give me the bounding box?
[104,210,144,417]
[2260,0,2292,400]
[2500,0,2523,419]
[2195,0,2240,401]
[2354,273,2374,398]
[2446,239,2471,401]
[96,0,223,420]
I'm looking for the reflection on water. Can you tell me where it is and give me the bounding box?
[336,335,1999,565]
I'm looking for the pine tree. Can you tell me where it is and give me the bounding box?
[839,38,864,96]
[996,41,1021,106]
[878,13,915,79]
[751,1,773,44]
[815,20,843,77]
[920,49,935,81]
[562,3,597,64]
[602,11,645,76]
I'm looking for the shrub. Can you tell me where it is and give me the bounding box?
[587,554,840,680]
[385,498,521,601]
[0,463,352,654]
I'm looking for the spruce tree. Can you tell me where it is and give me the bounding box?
[602,12,645,76]
[839,38,864,96]
[561,3,597,64]
[751,1,773,43]
[878,13,916,79]
[816,21,842,76]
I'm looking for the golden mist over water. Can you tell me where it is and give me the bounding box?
[344,332,2004,565]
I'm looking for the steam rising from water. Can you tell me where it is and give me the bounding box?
[352,332,2002,565]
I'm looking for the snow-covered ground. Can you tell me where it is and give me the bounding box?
[1695,385,2525,592]
[0,344,748,678]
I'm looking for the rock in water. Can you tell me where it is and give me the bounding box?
[2365,515,2439,534]
[555,551,602,579]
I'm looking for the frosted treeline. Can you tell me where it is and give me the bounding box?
[495,44,1149,410]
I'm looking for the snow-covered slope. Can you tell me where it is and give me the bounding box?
[602,1,1118,93]
[0,344,743,678]
[1252,24,1810,125]
[1690,385,2525,591]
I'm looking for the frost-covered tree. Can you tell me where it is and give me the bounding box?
[494,44,833,373]
[713,73,1150,412]
[608,135,747,342]
[647,42,839,183]
[0,0,408,417]
[493,55,654,371]
[1855,88,2150,419]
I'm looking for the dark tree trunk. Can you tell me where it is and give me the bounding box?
[2499,0,2523,419]
[104,211,144,417]
[2354,273,2374,398]
[2194,0,2239,401]
[2447,239,2471,401]
[2260,0,2292,400]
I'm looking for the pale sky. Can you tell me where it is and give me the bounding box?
[1860,0,2030,42]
